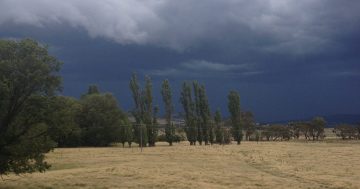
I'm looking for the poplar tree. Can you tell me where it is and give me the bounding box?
[161,79,175,146]
[180,82,197,145]
[198,85,211,145]
[129,73,147,147]
[144,76,157,147]
[228,90,243,144]
[214,109,224,144]
[192,82,203,145]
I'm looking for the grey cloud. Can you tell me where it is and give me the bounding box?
[147,68,181,77]
[146,59,260,78]
[181,60,249,72]
[330,71,360,77]
[0,0,163,44]
[1,0,359,53]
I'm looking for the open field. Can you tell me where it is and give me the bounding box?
[1,140,360,189]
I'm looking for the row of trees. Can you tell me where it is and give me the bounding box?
[4,39,354,176]
[129,74,158,147]
[179,81,242,145]
[289,117,327,140]
[250,117,327,141]
[30,86,131,148]
[0,39,245,175]
[253,118,360,141]
[333,124,360,140]
[0,39,138,175]
[127,75,243,147]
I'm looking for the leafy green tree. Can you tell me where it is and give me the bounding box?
[190,82,212,145]
[214,109,222,127]
[129,73,148,147]
[47,96,82,147]
[118,112,133,148]
[180,81,212,145]
[0,39,62,175]
[241,111,255,141]
[129,74,158,147]
[198,84,211,145]
[228,90,243,144]
[208,121,215,145]
[192,81,203,145]
[289,121,310,139]
[263,124,292,141]
[180,82,197,145]
[214,109,224,144]
[153,106,159,125]
[333,124,357,140]
[149,105,159,146]
[129,73,142,124]
[144,76,157,147]
[223,129,232,144]
[161,80,175,146]
[77,89,126,147]
[309,117,326,140]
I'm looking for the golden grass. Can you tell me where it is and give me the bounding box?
[1,140,360,189]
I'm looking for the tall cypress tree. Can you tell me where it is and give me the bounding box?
[129,73,142,124]
[129,73,147,147]
[198,85,211,145]
[228,90,242,144]
[192,82,203,145]
[143,76,157,147]
[181,81,213,145]
[214,109,223,144]
[180,82,197,145]
[161,79,175,146]
[150,105,159,146]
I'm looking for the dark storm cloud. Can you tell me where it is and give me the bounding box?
[1,0,359,53]
[0,0,360,121]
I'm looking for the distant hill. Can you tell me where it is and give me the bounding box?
[266,114,360,128]
[322,114,360,127]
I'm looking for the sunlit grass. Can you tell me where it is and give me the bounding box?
[1,140,360,189]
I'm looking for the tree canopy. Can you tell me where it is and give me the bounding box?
[78,91,128,147]
[228,90,242,144]
[0,39,62,175]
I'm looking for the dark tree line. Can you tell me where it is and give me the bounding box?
[0,39,134,175]
[129,74,158,147]
[333,124,360,140]
[43,86,132,148]
[179,81,238,145]
[0,37,246,176]
[258,117,327,141]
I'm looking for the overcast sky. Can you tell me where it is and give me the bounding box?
[1,0,359,122]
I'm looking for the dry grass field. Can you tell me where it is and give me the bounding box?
[1,140,360,189]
